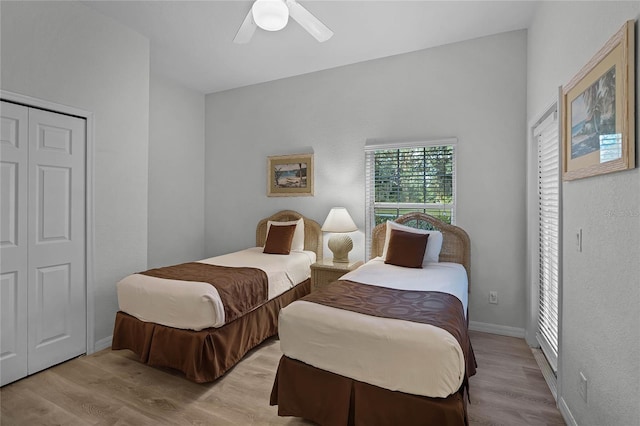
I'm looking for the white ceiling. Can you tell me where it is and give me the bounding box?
[83,1,538,94]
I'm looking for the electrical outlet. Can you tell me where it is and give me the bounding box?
[578,372,588,403]
[489,291,498,304]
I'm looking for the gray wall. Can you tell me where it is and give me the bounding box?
[0,1,150,346]
[205,30,528,330]
[527,3,640,425]
[148,73,205,268]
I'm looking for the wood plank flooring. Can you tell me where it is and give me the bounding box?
[0,331,565,425]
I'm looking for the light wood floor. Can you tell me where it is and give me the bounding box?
[0,331,565,425]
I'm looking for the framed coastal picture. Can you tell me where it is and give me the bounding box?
[561,20,635,181]
[267,153,314,197]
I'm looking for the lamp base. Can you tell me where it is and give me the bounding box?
[328,233,353,263]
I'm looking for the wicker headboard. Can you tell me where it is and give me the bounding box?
[371,212,471,287]
[256,210,323,259]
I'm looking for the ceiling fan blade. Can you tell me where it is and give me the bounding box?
[286,0,333,42]
[233,8,257,44]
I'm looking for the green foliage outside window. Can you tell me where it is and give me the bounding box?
[373,146,454,225]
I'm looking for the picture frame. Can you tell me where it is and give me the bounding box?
[267,153,314,197]
[561,20,635,181]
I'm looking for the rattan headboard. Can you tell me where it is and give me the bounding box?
[256,210,323,259]
[371,212,471,287]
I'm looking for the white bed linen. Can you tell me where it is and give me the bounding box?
[278,258,468,398]
[117,248,315,331]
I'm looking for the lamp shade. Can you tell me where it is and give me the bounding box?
[252,0,289,31]
[321,207,357,233]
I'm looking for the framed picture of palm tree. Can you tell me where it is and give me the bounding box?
[561,20,635,181]
[267,153,314,196]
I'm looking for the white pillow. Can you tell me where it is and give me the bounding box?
[267,218,305,251]
[382,220,443,265]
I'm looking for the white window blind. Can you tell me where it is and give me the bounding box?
[364,139,456,259]
[535,109,560,372]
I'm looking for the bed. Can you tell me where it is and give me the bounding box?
[270,212,476,426]
[111,210,322,383]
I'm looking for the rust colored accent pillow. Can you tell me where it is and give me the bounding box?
[384,229,429,268]
[263,224,297,255]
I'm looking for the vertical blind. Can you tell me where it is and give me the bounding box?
[535,109,560,373]
[364,139,456,259]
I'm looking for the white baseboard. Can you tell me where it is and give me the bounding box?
[469,321,525,338]
[558,397,578,426]
[94,335,113,352]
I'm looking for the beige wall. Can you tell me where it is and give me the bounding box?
[148,73,206,268]
[527,3,640,425]
[1,1,150,346]
[205,30,529,331]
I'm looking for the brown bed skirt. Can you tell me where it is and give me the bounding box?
[270,355,467,426]
[112,279,310,383]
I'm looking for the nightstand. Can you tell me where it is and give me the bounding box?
[310,259,363,293]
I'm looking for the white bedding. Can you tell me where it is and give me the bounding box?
[117,247,316,331]
[278,258,468,398]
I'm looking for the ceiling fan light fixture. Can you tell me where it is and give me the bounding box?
[252,0,289,32]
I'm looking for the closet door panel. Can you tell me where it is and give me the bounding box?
[27,108,86,374]
[0,101,29,386]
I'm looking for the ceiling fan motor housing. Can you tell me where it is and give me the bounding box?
[252,0,289,31]
[234,0,333,44]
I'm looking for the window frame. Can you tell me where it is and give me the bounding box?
[534,107,561,373]
[364,138,457,260]
[527,101,563,401]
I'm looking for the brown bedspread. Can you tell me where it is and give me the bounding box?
[113,279,311,383]
[141,262,268,324]
[271,355,467,426]
[302,279,477,389]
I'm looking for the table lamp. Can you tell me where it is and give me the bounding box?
[321,207,358,263]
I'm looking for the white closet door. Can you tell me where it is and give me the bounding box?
[0,102,29,385]
[27,108,86,375]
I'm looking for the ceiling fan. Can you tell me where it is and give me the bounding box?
[234,0,333,44]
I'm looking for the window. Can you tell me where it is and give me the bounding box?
[535,108,560,373]
[364,139,456,258]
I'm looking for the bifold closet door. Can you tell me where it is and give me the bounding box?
[0,101,86,386]
[1,102,29,385]
[27,107,86,375]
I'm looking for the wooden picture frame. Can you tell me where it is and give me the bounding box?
[561,20,635,181]
[267,153,314,197]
